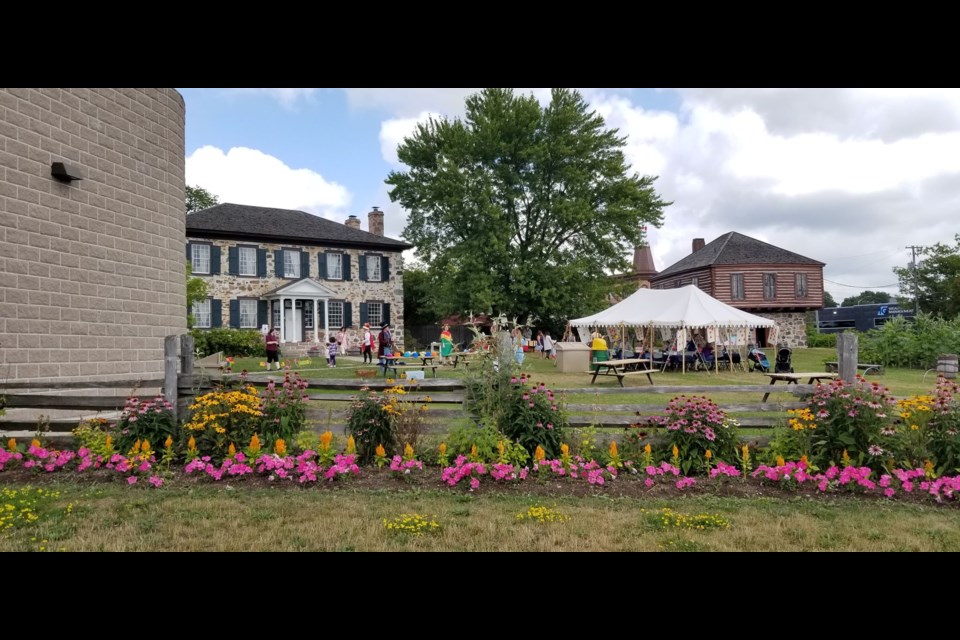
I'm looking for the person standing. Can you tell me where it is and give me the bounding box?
[535,330,545,358]
[264,327,280,371]
[378,322,393,362]
[327,334,338,368]
[439,324,454,365]
[361,323,374,364]
[542,330,555,360]
[337,326,347,356]
[512,328,525,365]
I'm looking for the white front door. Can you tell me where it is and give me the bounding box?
[284,308,302,342]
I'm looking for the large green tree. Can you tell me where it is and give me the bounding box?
[840,290,891,307]
[186,185,219,214]
[893,235,960,317]
[823,291,838,307]
[386,88,669,326]
[403,265,441,326]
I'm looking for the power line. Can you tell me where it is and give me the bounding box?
[823,278,900,288]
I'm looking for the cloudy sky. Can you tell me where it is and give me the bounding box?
[180,88,960,304]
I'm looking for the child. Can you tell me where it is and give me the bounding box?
[327,334,338,368]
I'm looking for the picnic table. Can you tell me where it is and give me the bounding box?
[452,352,481,368]
[379,357,439,378]
[824,361,884,375]
[588,358,657,387]
[762,372,839,401]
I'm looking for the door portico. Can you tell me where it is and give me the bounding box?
[261,278,337,343]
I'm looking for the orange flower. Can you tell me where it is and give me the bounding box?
[274,439,287,456]
[228,443,237,457]
[346,436,356,455]
[375,443,386,459]
[187,435,197,452]
[164,436,173,450]
[249,433,261,454]
[438,442,447,455]
[7,438,16,452]
[534,445,545,462]
[320,431,333,451]
[705,449,713,460]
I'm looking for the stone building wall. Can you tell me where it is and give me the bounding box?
[0,88,186,381]
[193,238,405,344]
[758,311,808,348]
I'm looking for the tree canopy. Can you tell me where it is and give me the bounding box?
[823,291,838,308]
[840,290,891,307]
[893,235,960,317]
[186,185,219,214]
[386,88,669,327]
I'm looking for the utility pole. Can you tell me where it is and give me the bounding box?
[906,245,923,315]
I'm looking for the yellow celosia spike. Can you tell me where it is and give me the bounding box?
[31,438,41,448]
[644,443,651,455]
[274,439,287,456]
[705,449,713,460]
[250,433,261,453]
[105,435,113,451]
[534,445,545,462]
[375,443,386,458]
[609,441,619,457]
[228,443,236,456]
[141,440,151,453]
[164,436,173,450]
[560,443,569,457]
[346,436,356,454]
[672,444,679,459]
[187,435,196,451]
[404,443,414,458]
[470,444,478,458]
[320,431,333,448]
[438,442,447,455]
[7,438,16,452]
[776,455,785,467]
[498,441,505,456]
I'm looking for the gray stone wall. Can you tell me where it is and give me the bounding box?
[0,88,186,381]
[193,238,405,344]
[758,311,808,348]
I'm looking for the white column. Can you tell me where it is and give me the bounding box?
[280,297,287,343]
[323,298,330,343]
[314,298,319,342]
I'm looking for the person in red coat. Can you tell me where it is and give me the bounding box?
[377,322,393,362]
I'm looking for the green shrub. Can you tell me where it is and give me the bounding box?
[191,328,266,358]
[346,389,397,464]
[805,327,836,348]
[651,395,740,475]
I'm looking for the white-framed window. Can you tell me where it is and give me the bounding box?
[329,301,344,328]
[284,250,301,278]
[193,299,211,328]
[795,273,808,298]
[272,303,281,330]
[191,244,211,274]
[731,273,744,300]
[367,302,382,326]
[764,273,777,299]
[367,255,382,281]
[303,302,314,329]
[239,246,257,276]
[239,299,258,329]
[327,253,343,280]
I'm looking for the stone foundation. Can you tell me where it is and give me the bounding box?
[756,311,808,348]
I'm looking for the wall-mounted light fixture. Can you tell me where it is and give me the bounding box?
[51,162,83,183]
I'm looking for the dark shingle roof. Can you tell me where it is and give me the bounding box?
[655,232,824,278]
[186,203,412,250]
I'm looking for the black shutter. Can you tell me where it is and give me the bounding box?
[318,252,328,279]
[228,246,239,275]
[359,253,368,281]
[360,303,368,325]
[318,300,325,329]
[383,303,391,325]
[257,249,267,277]
[300,251,310,279]
[210,245,221,275]
[211,299,222,328]
[275,250,284,277]
[258,300,268,327]
[343,302,353,328]
[186,243,191,261]
[381,256,390,281]
[229,299,240,328]
[342,253,351,281]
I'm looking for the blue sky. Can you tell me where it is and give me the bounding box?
[179,88,960,304]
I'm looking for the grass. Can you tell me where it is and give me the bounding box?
[3,482,959,551]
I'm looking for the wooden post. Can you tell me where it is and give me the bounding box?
[180,334,195,376]
[837,332,858,384]
[164,335,179,420]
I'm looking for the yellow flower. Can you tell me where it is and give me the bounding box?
[31,438,41,448]
[800,454,809,466]
[320,431,333,451]
[386,378,395,384]
[842,449,850,466]
[404,443,415,459]
[187,435,196,452]
[534,445,545,462]
[498,441,505,457]
[164,436,173,450]
[249,433,261,454]
[228,443,237,457]
[274,439,287,456]
[609,441,619,458]
[561,443,569,457]
[141,440,151,453]
[644,443,651,456]
[672,444,679,459]
[705,449,713,460]
[7,438,16,452]
[346,436,356,455]
[375,443,386,459]
[439,442,447,455]
[911,424,919,431]
[924,460,935,479]
[470,444,478,459]
[776,455,785,467]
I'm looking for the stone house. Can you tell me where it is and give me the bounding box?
[185,204,410,348]
[650,232,825,348]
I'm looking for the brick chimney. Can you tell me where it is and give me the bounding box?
[692,238,705,254]
[345,214,361,229]
[368,206,384,236]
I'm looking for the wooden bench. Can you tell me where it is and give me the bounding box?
[762,372,838,401]
[824,361,884,375]
[381,363,439,378]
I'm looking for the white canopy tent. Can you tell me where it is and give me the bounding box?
[570,286,776,373]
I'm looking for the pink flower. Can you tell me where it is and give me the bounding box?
[469,477,480,491]
[127,476,138,485]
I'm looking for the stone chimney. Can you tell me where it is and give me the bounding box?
[633,245,657,277]
[368,206,384,236]
[692,238,705,254]
[345,214,361,229]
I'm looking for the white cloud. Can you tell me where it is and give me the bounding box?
[379,111,443,166]
[343,89,480,117]
[226,88,319,108]
[185,146,351,219]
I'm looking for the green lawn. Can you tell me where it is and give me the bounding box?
[3,482,958,552]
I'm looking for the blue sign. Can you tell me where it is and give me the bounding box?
[877,306,889,316]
